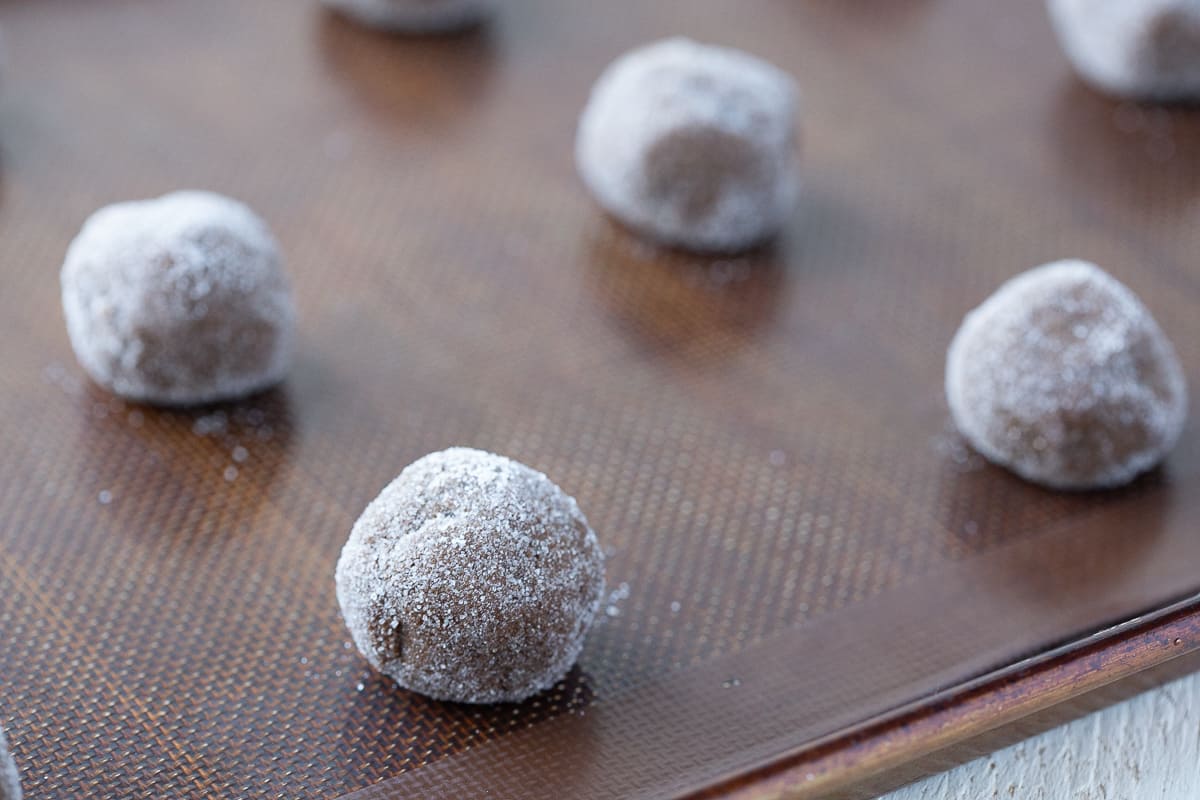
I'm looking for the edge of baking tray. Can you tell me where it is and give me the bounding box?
[699,591,1200,800]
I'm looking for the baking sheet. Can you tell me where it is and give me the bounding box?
[1,1,1199,797]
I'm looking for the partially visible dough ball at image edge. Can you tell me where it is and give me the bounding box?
[946,260,1187,490]
[576,37,800,253]
[60,191,295,406]
[336,448,606,704]
[0,724,21,800]
[321,0,491,33]
[1047,0,1200,100]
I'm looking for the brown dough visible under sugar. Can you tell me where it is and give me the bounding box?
[60,191,295,406]
[946,260,1187,490]
[335,448,605,704]
[576,37,800,253]
[321,0,490,33]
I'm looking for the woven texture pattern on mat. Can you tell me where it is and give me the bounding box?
[1,1,1199,798]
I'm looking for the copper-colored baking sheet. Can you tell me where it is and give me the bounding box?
[2,1,1199,798]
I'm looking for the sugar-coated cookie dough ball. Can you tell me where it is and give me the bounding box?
[0,724,20,800]
[946,260,1187,490]
[60,191,295,406]
[576,38,800,253]
[335,448,606,704]
[321,0,490,33]
[1047,0,1200,101]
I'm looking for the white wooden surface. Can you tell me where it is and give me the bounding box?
[878,670,1200,799]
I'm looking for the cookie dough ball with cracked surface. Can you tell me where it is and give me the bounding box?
[336,447,606,704]
[1047,0,1200,101]
[946,260,1187,490]
[321,0,490,33]
[0,724,20,800]
[60,191,295,406]
[576,37,800,253]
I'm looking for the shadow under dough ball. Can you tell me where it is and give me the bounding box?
[1047,0,1200,101]
[60,191,295,406]
[946,260,1187,490]
[335,448,606,704]
[321,0,491,33]
[576,37,800,254]
[0,725,20,800]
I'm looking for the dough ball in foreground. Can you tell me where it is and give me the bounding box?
[0,724,20,800]
[946,260,1187,490]
[1047,0,1200,101]
[576,37,800,253]
[321,0,490,33]
[60,191,295,406]
[335,448,606,704]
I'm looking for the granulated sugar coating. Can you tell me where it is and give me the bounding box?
[335,448,606,704]
[0,724,20,800]
[576,38,800,253]
[321,0,490,33]
[946,260,1188,490]
[1048,0,1200,100]
[60,191,294,406]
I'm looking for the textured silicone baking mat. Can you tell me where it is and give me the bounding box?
[1,1,1199,798]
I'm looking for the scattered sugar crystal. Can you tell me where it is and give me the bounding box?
[322,0,491,33]
[193,412,229,437]
[669,601,682,613]
[223,466,239,482]
[707,260,751,287]
[0,724,19,800]
[946,260,1187,490]
[231,446,249,463]
[43,363,85,397]
[60,191,295,406]
[42,363,66,384]
[1047,0,1200,101]
[335,447,606,704]
[576,37,800,253]
[931,424,987,473]
[97,490,113,505]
